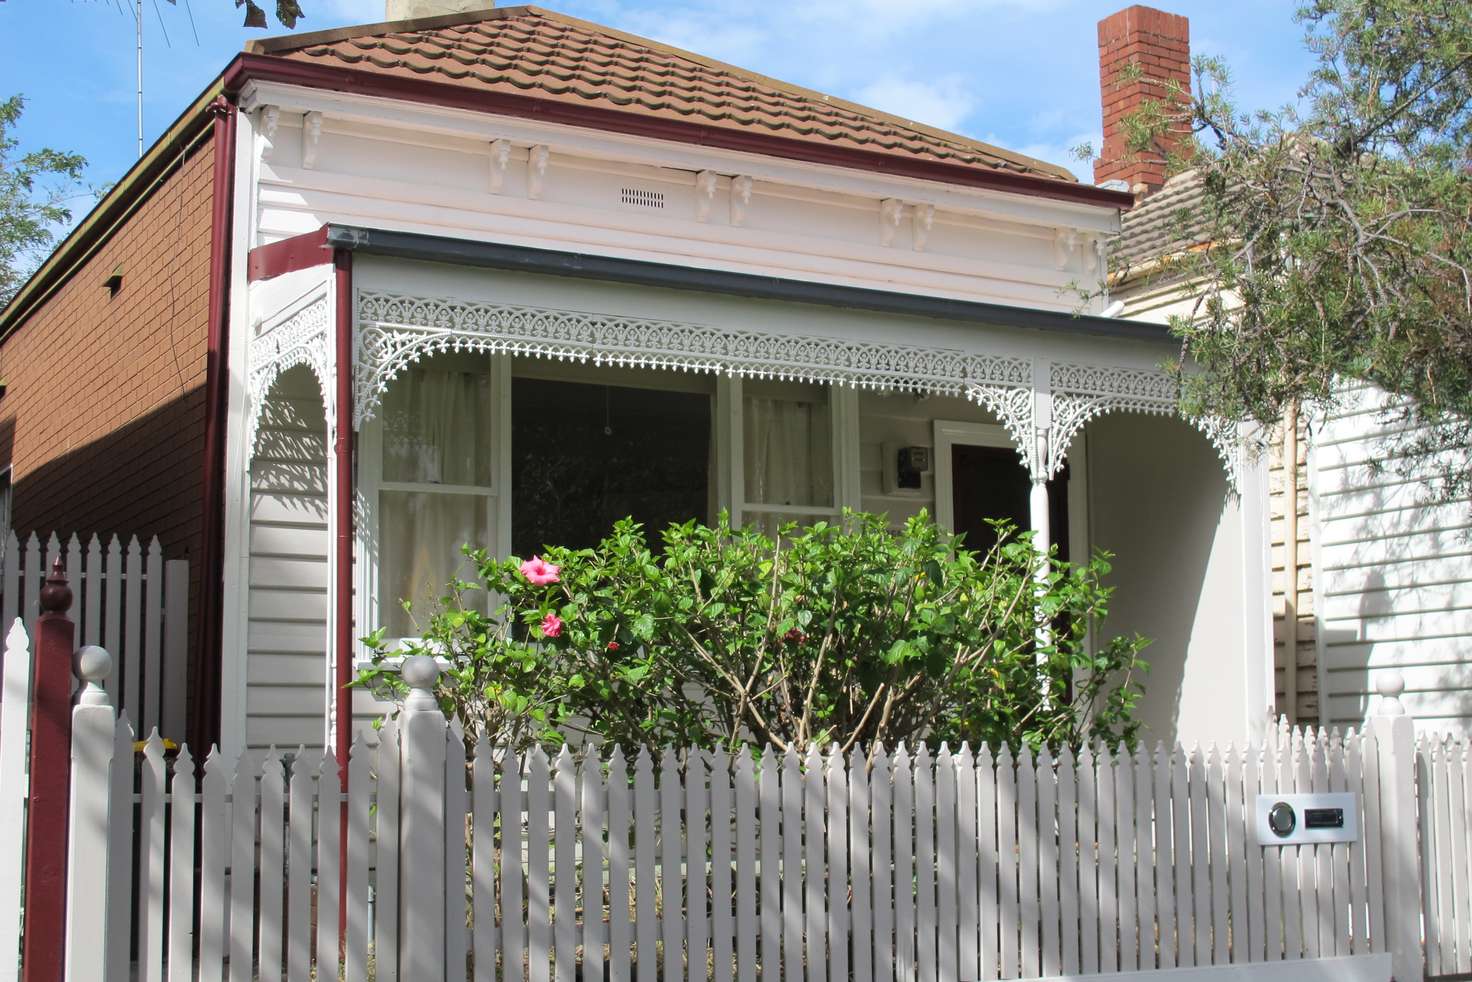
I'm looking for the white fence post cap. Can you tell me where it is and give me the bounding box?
[1374,670,1406,717]
[402,654,440,711]
[74,645,113,706]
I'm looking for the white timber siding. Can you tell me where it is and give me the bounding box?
[246,365,330,750]
[1310,382,1472,733]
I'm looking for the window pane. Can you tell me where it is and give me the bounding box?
[512,378,711,555]
[379,490,489,638]
[382,352,492,485]
[743,384,833,508]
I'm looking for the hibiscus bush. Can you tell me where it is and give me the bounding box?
[355,510,1149,753]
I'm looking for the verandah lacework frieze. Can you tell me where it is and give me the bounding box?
[1048,362,1243,493]
[248,291,1242,491]
[353,290,1039,450]
[246,290,333,458]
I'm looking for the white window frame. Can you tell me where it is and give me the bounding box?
[729,376,860,528]
[356,352,508,656]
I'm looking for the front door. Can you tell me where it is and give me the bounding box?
[949,442,1071,560]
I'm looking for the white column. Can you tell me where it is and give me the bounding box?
[1030,420,1053,703]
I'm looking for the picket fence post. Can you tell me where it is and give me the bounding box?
[399,655,448,982]
[1368,671,1421,982]
[21,558,76,982]
[65,645,115,982]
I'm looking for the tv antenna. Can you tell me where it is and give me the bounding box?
[115,0,198,158]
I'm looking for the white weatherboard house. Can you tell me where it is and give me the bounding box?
[224,2,1273,758]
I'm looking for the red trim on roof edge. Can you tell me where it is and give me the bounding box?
[248,226,333,282]
[221,54,1134,211]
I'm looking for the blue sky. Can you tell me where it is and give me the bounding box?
[3,0,1315,213]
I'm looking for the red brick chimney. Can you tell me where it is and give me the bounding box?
[1094,5,1191,194]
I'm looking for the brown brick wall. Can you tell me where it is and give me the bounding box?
[0,131,216,685]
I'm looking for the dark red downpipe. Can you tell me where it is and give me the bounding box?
[193,94,236,754]
[332,247,354,937]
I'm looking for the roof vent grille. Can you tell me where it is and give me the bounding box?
[620,187,665,209]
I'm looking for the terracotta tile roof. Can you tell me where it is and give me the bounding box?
[249,5,1079,185]
[1113,169,1211,271]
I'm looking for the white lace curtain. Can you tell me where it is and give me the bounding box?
[379,361,493,637]
[743,394,833,508]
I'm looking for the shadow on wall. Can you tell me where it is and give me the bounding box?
[1317,446,1472,729]
[1084,412,1240,746]
[1,387,208,737]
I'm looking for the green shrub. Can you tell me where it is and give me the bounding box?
[355,510,1148,754]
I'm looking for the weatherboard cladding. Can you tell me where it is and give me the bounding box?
[256,5,1078,183]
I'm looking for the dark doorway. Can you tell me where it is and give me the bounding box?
[950,443,1070,559]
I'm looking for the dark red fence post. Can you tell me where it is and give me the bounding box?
[21,557,75,981]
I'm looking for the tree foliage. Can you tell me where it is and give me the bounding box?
[0,96,86,309]
[1118,0,1472,499]
[355,511,1149,756]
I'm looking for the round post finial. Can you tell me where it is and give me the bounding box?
[39,556,72,615]
[402,655,440,711]
[1375,670,1407,717]
[73,645,113,706]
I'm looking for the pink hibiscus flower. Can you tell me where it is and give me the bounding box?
[519,555,561,585]
[540,613,564,639]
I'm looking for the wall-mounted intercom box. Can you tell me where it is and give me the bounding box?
[1254,792,1359,845]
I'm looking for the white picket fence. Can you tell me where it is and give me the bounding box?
[2,635,1467,980]
[1418,734,1472,980]
[0,531,188,739]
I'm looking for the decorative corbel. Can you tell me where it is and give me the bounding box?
[912,203,935,252]
[880,198,904,247]
[1083,235,1100,276]
[488,139,512,194]
[528,145,550,199]
[258,105,280,161]
[301,111,323,170]
[695,170,719,223]
[730,175,753,226]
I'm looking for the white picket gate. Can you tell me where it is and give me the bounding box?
[0,531,188,740]
[0,635,1465,980]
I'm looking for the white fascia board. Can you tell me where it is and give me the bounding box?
[239,79,1123,236]
[254,171,1082,309]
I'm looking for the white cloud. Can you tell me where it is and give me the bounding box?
[855,75,977,132]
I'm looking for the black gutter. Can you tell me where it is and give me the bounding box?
[324,225,1170,344]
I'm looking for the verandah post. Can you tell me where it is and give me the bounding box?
[1368,671,1420,981]
[21,559,76,980]
[65,645,116,981]
[399,655,448,982]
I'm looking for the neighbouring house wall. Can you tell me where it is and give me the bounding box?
[1087,412,1249,746]
[1309,382,1472,734]
[0,131,215,713]
[246,367,328,750]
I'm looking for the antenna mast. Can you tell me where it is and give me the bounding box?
[136,0,143,158]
